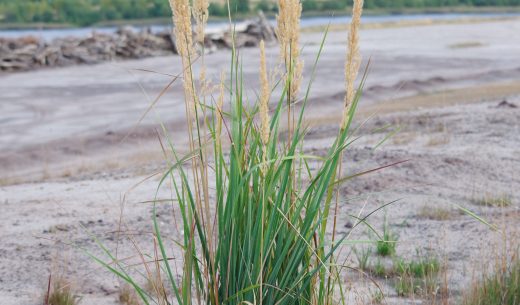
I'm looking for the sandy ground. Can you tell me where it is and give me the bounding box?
[1,18,520,304]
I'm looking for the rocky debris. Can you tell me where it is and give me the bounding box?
[208,11,277,49]
[0,14,276,73]
[496,100,518,108]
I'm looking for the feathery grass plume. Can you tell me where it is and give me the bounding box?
[193,0,209,44]
[341,0,364,130]
[193,0,209,99]
[276,0,302,202]
[276,0,303,101]
[168,4,210,305]
[259,40,270,146]
[168,0,196,119]
[331,0,365,292]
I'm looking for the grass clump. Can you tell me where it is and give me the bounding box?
[472,194,513,208]
[395,270,439,297]
[376,223,398,257]
[448,41,485,49]
[395,275,424,297]
[395,256,440,278]
[354,246,373,271]
[44,276,80,305]
[393,254,441,297]
[372,259,387,277]
[86,1,386,305]
[417,205,455,221]
[119,284,141,305]
[463,257,520,305]
[370,290,384,304]
[426,134,450,147]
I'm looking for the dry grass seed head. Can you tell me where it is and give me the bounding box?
[276,0,303,100]
[193,0,209,44]
[193,0,210,101]
[341,0,364,130]
[168,0,196,118]
[259,40,271,146]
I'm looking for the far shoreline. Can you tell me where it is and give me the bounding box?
[1,5,520,31]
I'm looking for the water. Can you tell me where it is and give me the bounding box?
[1,13,519,41]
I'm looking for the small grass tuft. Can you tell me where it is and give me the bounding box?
[45,276,80,305]
[373,258,387,277]
[119,284,141,305]
[448,41,485,49]
[395,270,440,297]
[395,275,416,297]
[370,290,384,304]
[472,194,513,207]
[354,246,373,271]
[426,134,450,146]
[463,258,520,305]
[376,223,398,257]
[417,205,455,221]
[392,132,416,145]
[393,254,441,297]
[395,256,440,278]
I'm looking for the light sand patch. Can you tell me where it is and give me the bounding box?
[308,80,520,127]
[302,16,520,33]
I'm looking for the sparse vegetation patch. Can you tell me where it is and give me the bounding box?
[45,276,80,305]
[449,41,485,49]
[463,255,520,305]
[417,205,456,220]
[394,254,441,297]
[472,194,513,207]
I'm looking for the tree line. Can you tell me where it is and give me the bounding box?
[0,0,519,26]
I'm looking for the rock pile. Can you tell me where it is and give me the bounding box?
[0,14,276,72]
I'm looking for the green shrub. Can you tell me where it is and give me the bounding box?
[321,1,348,10]
[302,0,320,11]
[256,0,274,12]
[208,3,227,17]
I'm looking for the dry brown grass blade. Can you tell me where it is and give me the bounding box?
[44,274,52,305]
